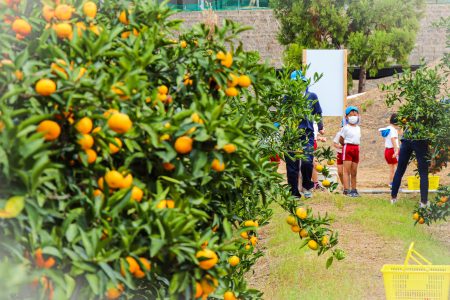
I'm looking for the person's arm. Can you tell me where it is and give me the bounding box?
[312,96,324,132]
[339,127,346,145]
[333,141,342,150]
[392,137,399,158]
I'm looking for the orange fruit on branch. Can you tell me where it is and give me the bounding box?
[225,87,238,97]
[54,4,73,21]
[224,291,237,300]
[295,207,307,219]
[228,255,240,267]
[119,10,129,25]
[131,186,143,202]
[83,1,97,18]
[308,240,319,250]
[196,248,218,270]
[211,159,225,172]
[238,75,251,88]
[77,134,94,149]
[109,137,122,154]
[42,6,55,22]
[107,113,132,134]
[223,143,236,153]
[12,19,32,36]
[84,149,97,164]
[53,23,73,39]
[75,117,93,134]
[35,79,56,96]
[104,170,124,189]
[174,136,193,154]
[37,120,61,141]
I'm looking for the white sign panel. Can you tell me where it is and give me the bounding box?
[303,50,347,117]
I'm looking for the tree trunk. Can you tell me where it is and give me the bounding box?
[358,66,367,93]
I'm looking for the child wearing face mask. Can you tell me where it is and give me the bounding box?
[339,106,361,197]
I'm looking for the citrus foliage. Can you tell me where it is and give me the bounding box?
[0,0,343,299]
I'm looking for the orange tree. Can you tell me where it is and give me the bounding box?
[0,1,343,299]
[384,17,449,225]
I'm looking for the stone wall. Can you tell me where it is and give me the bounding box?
[173,4,449,68]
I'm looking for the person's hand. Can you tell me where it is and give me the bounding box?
[319,129,325,135]
[318,137,327,142]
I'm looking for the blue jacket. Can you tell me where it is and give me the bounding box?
[299,90,323,134]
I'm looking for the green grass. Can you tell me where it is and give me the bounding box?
[251,193,450,299]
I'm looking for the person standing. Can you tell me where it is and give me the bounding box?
[285,70,324,198]
[340,106,361,197]
[390,128,430,206]
[378,113,400,188]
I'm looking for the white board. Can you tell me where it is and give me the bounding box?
[303,50,347,117]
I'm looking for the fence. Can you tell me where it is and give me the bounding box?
[168,0,269,11]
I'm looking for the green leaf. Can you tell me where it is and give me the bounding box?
[65,224,78,243]
[326,256,334,269]
[64,274,76,298]
[150,238,165,257]
[86,274,100,295]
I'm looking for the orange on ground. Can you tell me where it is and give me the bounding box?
[78,134,94,149]
[174,136,193,154]
[12,19,32,36]
[196,249,218,270]
[35,79,56,96]
[131,186,143,202]
[75,117,93,134]
[83,1,97,18]
[107,113,132,134]
[84,149,97,164]
[211,159,225,172]
[37,120,61,141]
[109,137,122,154]
[54,4,73,20]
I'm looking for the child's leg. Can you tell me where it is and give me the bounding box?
[351,162,358,190]
[337,165,344,185]
[343,161,352,191]
[389,164,396,183]
[312,158,318,184]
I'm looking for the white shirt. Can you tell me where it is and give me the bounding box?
[384,125,398,148]
[313,122,319,140]
[333,130,343,153]
[340,125,361,145]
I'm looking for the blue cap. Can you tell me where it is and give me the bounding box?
[345,106,359,115]
[290,70,307,82]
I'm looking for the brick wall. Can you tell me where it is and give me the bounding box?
[173,4,449,68]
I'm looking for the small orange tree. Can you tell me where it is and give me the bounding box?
[0,1,343,299]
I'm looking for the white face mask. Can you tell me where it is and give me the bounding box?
[348,116,359,124]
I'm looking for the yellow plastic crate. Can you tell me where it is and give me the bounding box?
[381,243,450,300]
[407,175,440,190]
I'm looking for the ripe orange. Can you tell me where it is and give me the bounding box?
[250,236,258,246]
[131,186,143,202]
[35,79,57,96]
[75,67,86,81]
[412,212,419,221]
[321,236,329,246]
[225,87,238,97]
[53,23,73,39]
[200,275,218,296]
[97,177,104,190]
[51,59,68,78]
[120,256,140,276]
[240,231,248,239]
[441,196,448,203]
[228,255,240,267]
[119,10,129,25]
[322,179,331,187]
[216,51,226,60]
[103,109,118,118]
[105,170,124,189]
[157,85,168,94]
[418,217,425,224]
[15,70,23,81]
[78,134,94,149]
[157,93,167,101]
[194,282,203,298]
[227,73,239,87]
[162,162,175,171]
[134,269,145,279]
[75,117,93,134]
[245,244,251,250]
[89,24,100,35]
[291,225,301,232]
[156,199,175,209]
[54,4,73,21]
[327,159,335,166]
[244,220,256,227]
[295,207,307,219]
[93,189,103,198]
[106,286,122,300]
[121,174,133,189]
[299,229,308,238]
[286,215,296,226]
[121,31,131,39]
[12,19,32,36]
[109,137,122,154]
[107,113,132,134]
[84,149,97,164]
[308,240,319,250]
[211,159,225,172]
[224,291,237,300]
[37,120,61,141]
[174,136,193,154]
[196,249,218,270]
[223,143,236,153]
[315,164,324,172]
[75,22,86,36]
[191,113,202,123]
[42,6,55,22]
[139,257,151,271]
[180,40,187,48]
[238,75,251,87]
[83,1,97,18]
[221,52,233,68]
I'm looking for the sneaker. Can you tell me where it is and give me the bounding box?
[390,198,397,204]
[389,182,393,189]
[303,190,313,199]
[419,202,430,208]
[313,182,320,189]
[350,189,360,197]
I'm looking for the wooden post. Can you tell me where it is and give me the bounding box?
[343,49,347,115]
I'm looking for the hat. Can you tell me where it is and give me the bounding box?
[290,70,307,82]
[345,106,359,115]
